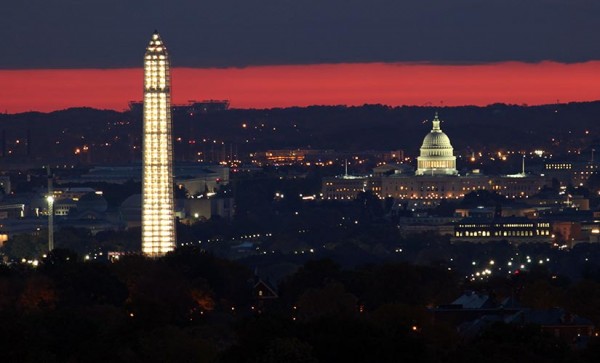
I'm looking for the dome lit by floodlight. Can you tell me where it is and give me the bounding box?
[416,113,458,176]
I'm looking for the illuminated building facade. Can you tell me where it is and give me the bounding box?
[322,175,370,200]
[380,173,549,200]
[321,113,550,202]
[544,161,599,187]
[454,217,552,242]
[416,113,457,176]
[381,113,548,201]
[264,150,306,164]
[142,31,176,256]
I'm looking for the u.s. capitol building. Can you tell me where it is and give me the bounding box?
[323,113,549,203]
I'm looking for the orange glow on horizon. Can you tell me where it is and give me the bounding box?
[1,61,600,113]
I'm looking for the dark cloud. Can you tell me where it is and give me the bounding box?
[1,0,598,68]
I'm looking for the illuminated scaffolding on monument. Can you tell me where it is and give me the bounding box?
[142,31,176,256]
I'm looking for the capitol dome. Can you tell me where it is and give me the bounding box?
[416,113,457,176]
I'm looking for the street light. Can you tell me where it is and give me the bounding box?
[47,195,54,252]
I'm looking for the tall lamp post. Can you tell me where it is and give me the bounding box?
[47,195,54,252]
[47,166,54,252]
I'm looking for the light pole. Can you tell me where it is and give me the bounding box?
[47,195,54,252]
[46,165,54,253]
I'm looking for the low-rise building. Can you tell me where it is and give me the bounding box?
[544,160,599,187]
[453,217,552,242]
[322,175,370,200]
[434,291,595,346]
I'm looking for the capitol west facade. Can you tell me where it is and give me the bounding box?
[323,114,549,202]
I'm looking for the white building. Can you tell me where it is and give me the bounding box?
[321,113,549,202]
[416,113,458,176]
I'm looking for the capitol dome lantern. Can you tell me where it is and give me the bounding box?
[416,113,458,176]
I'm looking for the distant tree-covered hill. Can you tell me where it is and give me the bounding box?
[0,102,599,164]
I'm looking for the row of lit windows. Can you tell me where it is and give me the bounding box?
[545,164,572,170]
[460,223,547,229]
[456,230,550,237]
[382,186,539,198]
[386,194,464,199]
[499,223,534,228]
[457,231,492,237]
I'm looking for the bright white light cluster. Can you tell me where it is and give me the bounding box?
[142,32,176,257]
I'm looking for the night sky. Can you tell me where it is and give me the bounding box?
[1,0,599,111]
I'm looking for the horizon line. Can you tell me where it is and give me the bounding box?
[2,61,600,113]
[7,100,600,116]
[2,59,600,72]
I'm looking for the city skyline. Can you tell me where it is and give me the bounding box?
[3,2,600,360]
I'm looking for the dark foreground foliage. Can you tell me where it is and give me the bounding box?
[0,247,600,362]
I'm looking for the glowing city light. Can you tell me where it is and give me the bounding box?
[142,31,176,257]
